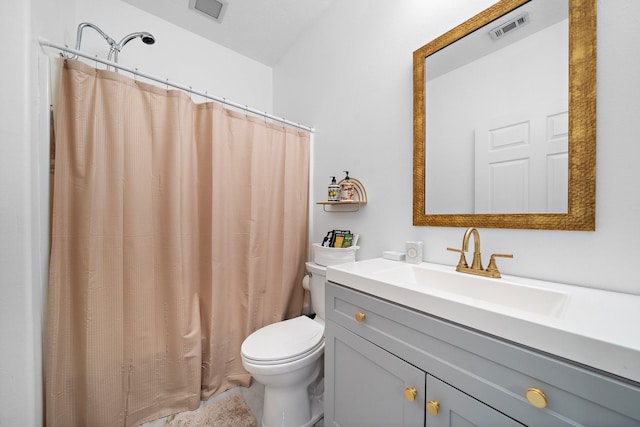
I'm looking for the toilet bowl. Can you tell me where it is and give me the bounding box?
[241,262,327,427]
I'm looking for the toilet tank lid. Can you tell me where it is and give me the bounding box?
[241,316,324,362]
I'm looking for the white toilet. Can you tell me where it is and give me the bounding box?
[241,261,327,427]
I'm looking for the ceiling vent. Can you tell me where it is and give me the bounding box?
[189,0,227,23]
[489,12,530,40]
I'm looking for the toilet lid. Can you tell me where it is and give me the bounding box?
[241,316,324,364]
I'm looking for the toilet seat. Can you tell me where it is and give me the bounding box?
[241,316,324,365]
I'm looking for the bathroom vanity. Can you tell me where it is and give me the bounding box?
[324,259,640,426]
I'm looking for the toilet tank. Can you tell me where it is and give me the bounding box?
[305,262,327,321]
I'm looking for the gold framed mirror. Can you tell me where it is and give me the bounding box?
[413,0,595,230]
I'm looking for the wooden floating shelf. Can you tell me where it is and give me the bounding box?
[316,201,364,204]
[316,200,366,212]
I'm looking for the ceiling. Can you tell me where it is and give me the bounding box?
[122,0,336,66]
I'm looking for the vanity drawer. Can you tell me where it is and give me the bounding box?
[326,281,640,426]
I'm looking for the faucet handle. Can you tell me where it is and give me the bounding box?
[447,247,469,269]
[486,253,513,277]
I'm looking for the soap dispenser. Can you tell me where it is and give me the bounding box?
[340,171,355,201]
[328,176,340,201]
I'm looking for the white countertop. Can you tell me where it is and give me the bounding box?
[326,258,640,383]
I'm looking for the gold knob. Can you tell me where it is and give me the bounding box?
[526,388,548,409]
[355,312,366,323]
[404,387,417,402]
[426,400,440,416]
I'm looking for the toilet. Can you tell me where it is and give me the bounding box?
[241,261,327,427]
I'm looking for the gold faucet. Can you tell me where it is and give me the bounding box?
[447,227,513,278]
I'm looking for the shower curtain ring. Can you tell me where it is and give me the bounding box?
[189,86,192,100]
[166,78,169,91]
[134,68,138,80]
[62,44,72,59]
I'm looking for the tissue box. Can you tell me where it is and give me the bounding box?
[313,243,359,266]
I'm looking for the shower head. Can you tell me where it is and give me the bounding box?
[118,32,156,48]
[108,31,157,63]
[140,33,156,45]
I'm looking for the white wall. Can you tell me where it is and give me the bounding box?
[0,2,42,426]
[0,0,274,424]
[274,0,640,296]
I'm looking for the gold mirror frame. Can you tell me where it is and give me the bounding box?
[413,0,596,230]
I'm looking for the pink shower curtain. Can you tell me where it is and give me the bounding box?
[45,59,310,426]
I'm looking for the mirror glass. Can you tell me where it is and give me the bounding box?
[426,0,567,214]
[413,0,596,230]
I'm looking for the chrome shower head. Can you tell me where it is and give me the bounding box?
[118,32,156,48]
[140,33,156,45]
[108,31,157,63]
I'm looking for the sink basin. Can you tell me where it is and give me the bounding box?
[374,264,568,317]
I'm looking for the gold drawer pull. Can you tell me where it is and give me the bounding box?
[426,400,440,416]
[355,312,366,323]
[404,387,417,402]
[526,388,548,408]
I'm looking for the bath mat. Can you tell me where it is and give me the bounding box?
[166,394,257,427]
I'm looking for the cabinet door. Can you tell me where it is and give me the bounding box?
[325,320,425,427]
[426,375,523,427]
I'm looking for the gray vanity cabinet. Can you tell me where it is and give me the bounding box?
[426,375,523,427]
[325,321,425,426]
[325,281,640,427]
[325,319,523,427]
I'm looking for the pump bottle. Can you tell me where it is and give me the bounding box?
[328,176,340,201]
[340,171,355,201]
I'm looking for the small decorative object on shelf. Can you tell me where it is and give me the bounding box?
[317,174,367,212]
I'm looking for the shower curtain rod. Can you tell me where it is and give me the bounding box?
[38,38,315,133]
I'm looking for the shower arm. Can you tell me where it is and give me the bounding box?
[68,22,116,60]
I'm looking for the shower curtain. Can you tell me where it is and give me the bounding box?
[45,59,310,427]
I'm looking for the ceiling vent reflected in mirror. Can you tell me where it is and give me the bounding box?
[189,0,227,23]
[489,12,530,40]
